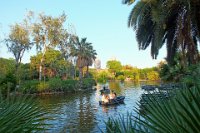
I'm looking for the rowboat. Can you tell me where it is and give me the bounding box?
[99,96,125,105]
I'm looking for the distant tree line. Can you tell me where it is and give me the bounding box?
[90,60,160,83]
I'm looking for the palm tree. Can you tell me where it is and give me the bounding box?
[70,37,96,80]
[122,0,200,66]
[85,45,97,77]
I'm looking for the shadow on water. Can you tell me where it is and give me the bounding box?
[34,81,159,132]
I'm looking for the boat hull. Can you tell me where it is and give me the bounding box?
[99,96,125,105]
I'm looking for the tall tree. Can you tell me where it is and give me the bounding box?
[5,23,32,82]
[59,34,76,79]
[106,60,122,78]
[123,0,200,66]
[30,49,69,79]
[31,12,67,81]
[70,37,96,80]
[85,44,97,77]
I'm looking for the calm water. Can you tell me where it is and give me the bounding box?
[36,81,157,133]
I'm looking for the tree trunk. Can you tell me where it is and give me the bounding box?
[86,65,89,78]
[78,67,83,89]
[39,46,47,81]
[79,67,83,80]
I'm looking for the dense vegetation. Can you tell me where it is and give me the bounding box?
[104,0,200,132]
[90,60,160,83]
[1,0,200,131]
[105,85,200,133]
[0,12,97,96]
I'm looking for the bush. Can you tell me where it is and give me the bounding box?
[82,78,96,89]
[0,72,16,95]
[117,75,125,81]
[182,63,200,88]
[61,79,78,92]
[48,78,63,91]
[19,80,39,93]
[37,82,49,92]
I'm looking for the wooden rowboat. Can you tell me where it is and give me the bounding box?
[99,96,125,105]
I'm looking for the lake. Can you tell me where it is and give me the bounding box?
[36,81,157,133]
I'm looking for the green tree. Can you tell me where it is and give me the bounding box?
[123,0,200,66]
[0,58,15,78]
[106,60,122,78]
[30,49,70,79]
[147,71,160,81]
[97,71,109,83]
[122,65,140,81]
[70,37,96,80]
[0,58,17,94]
[5,23,32,83]
[31,12,67,81]
[84,44,97,77]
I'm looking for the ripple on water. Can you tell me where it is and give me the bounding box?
[37,81,157,132]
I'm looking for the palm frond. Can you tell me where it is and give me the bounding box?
[105,86,200,133]
[0,95,49,132]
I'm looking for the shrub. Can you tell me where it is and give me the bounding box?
[61,79,78,92]
[48,78,63,91]
[37,82,49,92]
[117,75,125,81]
[19,80,39,93]
[182,63,200,88]
[0,72,16,95]
[82,78,96,89]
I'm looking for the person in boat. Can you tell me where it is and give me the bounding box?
[103,86,106,90]
[114,92,117,97]
[109,91,116,100]
[102,94,109,103]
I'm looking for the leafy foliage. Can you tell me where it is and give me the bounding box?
[5,23,32,67]
[82,78,96,89]
[0,95,48,132]
[30,49,70,79]
[106,60,122,78]
[0,72,17,94]
[105,86,200,133]
[123,0,200,65]
[19,80,39,93]
[70,37,97,79]
[182,63,200,88]
[31,12,68,81]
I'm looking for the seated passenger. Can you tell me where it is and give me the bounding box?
[114,92,117,97]
[102,94,106,101]
[104,95,109,103]
[109,91,116,99]
[102,94,109,103]
[103,86,106,90]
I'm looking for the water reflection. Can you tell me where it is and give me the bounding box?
[35,81,158,132]
[109,81,123,95]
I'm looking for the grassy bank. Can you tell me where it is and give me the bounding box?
[15,78,96,94]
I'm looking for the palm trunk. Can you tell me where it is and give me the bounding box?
[78,67,83,89]
[86,65,89,78]
[79,67,83,80]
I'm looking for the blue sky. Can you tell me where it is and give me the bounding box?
[0,0,166,68]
